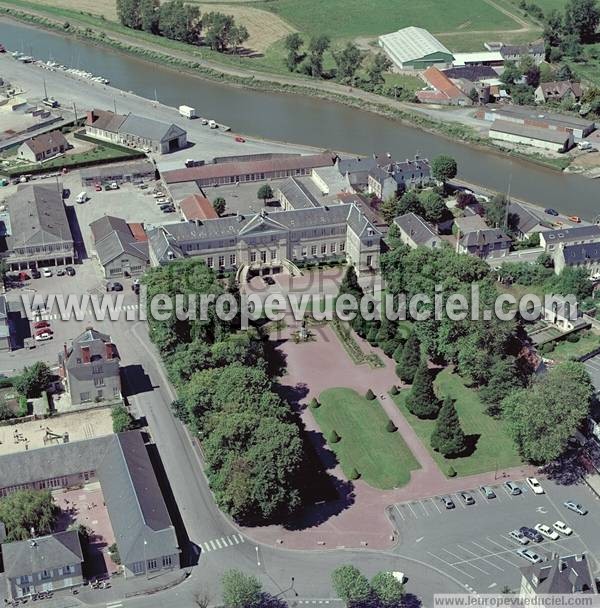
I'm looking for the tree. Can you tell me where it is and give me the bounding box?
[543,8,563,48]
[328,429,340,443]
[221,570,262,608]
[405,360,440,419]
[500,60,521,86]
[386,419,397,432]
[307,35,330,78]
[420,190,447,224]
[564,0,600,42]
[14,362,51,398]
[366,388,376,400]
[547,267,593,301]
[503,362,593,463]
[116,0,141,28]
[257,184,273,203]
[397,332,420,383]
[371,571,404,606]
[309,397,320,409]
[229,24,249,54]
[159,0,200,43]
[557,64,575,81]
[108,542,121,565]
[431,155,457,186]
[396,190,424,216]
[331,565,372,606]
[0,490,58,541]
[283,33,304,72]
[213,196,226,216]
[430,397,467,457]
[479,356,523,416]
[140,0,159,33]
[203,12,235,51]
[468,87,479,103]
[366,52,392,86]
[483,193,508,228]
[111,404,135,433]
[333,42,364,83]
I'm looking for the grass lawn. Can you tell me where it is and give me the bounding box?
[383,73,423,93]
[549,331,600,363]
[393,368,522,477]
[314,387,420,489]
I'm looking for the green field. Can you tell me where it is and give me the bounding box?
[260,0,521,39]
[394,369,522,477]
[313,387,420,489]
[549,331,600,363]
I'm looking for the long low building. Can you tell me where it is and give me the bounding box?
[489,120,574,153]
[162,153,336,187]
[540,224,600,252]
[80,159,156,187]
[148,203,381,277]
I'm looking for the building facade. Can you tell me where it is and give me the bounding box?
[367,156,431,199]
[80,160,156,187]
[17,130,70,163]
[394,213,442,249]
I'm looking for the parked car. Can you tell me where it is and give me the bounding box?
[56,268,65,277]
[65,266,76,276]
[42,268,52,278]
[568,215,581,223]
[534,523,559,540]
[480,486,496,499]
[62,188,70,199]
[545,208,559,216]
[18,271,30,281]
[520,526,543,543]
[109,182,119,190]
[235,136,246,143]
[161,205,175,213]
[106,281,123,292]
[526,477,544,495]
[263,276,276,286]
[440,496,455,509]
[31,269,41,279]
[509,529,529,545]
[34,332,53,342]
[504,481,521,495]
[33,321,50,329]
[35,328,53,337]
[553,521,573,536]
[517,548,543,564]
[458,491,475,506]
[94,184,102,192]
[564,501,587,515]
[132,282,140,295]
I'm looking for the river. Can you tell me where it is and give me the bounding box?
[1,20,599,218]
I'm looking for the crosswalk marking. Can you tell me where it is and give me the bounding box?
[233,535,240,544]
[201,534,245,554]
[107,602,123,608]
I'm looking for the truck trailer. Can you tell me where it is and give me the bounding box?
[179,105,197,119]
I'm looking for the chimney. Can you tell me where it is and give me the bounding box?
[81,345,91,364]
[63,342,68,360]
[86,110,96,125]
[105,342,114,360]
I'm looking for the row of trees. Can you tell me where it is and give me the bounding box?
[332,565,404,607]
[143,259,304,524]
[116,0,248,53]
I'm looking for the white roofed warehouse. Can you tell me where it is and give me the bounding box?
[378,27,454,70]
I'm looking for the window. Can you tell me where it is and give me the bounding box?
[250,251,257,263]
[218,256,225,267]
[270,250,277,260]
[80,392,90,402]
[147,559,158,571]
[229,254,236,266]
[132,562,144,574]
[366,255,373,267]
[260,251,267,263]
[311,245,317,256]
[321,244,327,254]
[162,555,173,567]
[207,257,214,268]
[93,377,105,387]
[301,247,307,256]
[40,570,51,580]
[340,242,345,252]
[367,240,373,247]
[330,243,336,253]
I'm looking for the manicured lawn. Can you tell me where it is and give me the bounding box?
[550,331,600,363]
[383,73,423,94]
[260,0,520,39]
[393,368,522,477]
[313,387,420,489]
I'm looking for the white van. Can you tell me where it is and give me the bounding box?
[76,191,88,204]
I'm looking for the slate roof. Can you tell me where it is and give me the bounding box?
[394,212,438,244]
[485,104,594,130]
[442,65,498,81]
[455,214,489,233]
[336,157,378,177]
[508,202,551,235]
[119,114,185,143]
[520,554,594,594]
[277,177,320,210]
[21,129,68,155]
[461,228,511,248]
[80,159,155,181]
[543,224,600,244]
[379,27,452,64]
[87,109,126,133]
[562,242,600,264]
[0,432,177,565]
[3,531,83,578]
[90,215,149,266]
[312,166,351,194]
[5,184,72,250]
[500,42,544,57]
[59,327,119,383]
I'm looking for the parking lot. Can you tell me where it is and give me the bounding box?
[389,478,600,593]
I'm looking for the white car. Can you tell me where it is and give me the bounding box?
[509,529,529,545]
[553,521,573,536]
[42,268,52,278]
[526,477,544,494]
[517,548,543,564]
[34,332,53,341]
[535,523,559,540]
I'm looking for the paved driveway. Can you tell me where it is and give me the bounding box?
[585,354,600,393]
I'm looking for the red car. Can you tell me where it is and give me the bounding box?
[35,327,53,336]
[235,136,245,143]
[94,184,102,191]
[18,271,30,281]
[33,321,50,329]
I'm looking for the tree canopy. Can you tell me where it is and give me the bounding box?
[221,570,262,608]
[431,155,458,184]
[14,362,51,398]
[0,490,58,541]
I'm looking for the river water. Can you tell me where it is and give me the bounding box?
[1,20,599,218]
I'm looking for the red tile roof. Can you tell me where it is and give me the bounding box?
[163,153,336,184]
[422,67,466,100]
[128,222,148,242]
[180,194,219,221]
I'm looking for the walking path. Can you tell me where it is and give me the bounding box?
[241,322,535,550]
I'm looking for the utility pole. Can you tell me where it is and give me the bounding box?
[43,78,48,100]
[72,101,78,124]
[113,98,117,114]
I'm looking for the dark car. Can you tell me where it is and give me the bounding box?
[161,205,175,213]
[132,283,140,295]
[520,526,543,543]
[31,269,41,279]
[62,188,70,199]
[106,281,124,292]
[545,208,559,216]
[56,268,65,277]
[65,266,76,276]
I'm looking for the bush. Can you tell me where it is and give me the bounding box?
[108,543,121,565]
[386,419,397,433]
[395,364,403,378]
[309,397,320,409]
[366,389,376,401]
[348,467,360,480]
[447,466,457,477]
[111,405,135,433]
[328,430,341,444]
[566,333,581,343]
[390,385,399,396]
[540,342,556,355]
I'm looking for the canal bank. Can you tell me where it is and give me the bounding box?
[1,19,599,219]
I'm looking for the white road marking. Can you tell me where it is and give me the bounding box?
[456,543,500,572]
[202,543,211,552]
[427,551,475,580]
[430,497,442,513]
[220,537,227,546]
[214,538,223,548]
[419,500,429,517]
[209,540,217,550]
[233,535,240,544]
[470,541,511,569]
[407,502,418,518]
[416,536,424,543]
[394,504,405,521]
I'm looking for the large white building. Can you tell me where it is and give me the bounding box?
[378,26,454,70]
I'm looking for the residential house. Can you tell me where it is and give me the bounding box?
[17,130,70,163]
[540,224,600,253]
[311,165,352,195]
[417,67,473,106]
[454,214,489,235]
[0,184,74,271]
[499,42,545,65]
[335,157,379,190]
[80,159,155,187]
[554,241,600,275]
[276,177,321,211]
[58,328,121,405]
[520,554,594,598]
[394,213,441,249]
[458,229,511,258]
[535,81,583,105]
[0,431,180,581]
[507,202,552,240]
[337,192,386,229]
[367,156,431,199]
[89,215,149,278]
[179,194,219,221]
[3,531,84,599]
[147,203,381,277]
